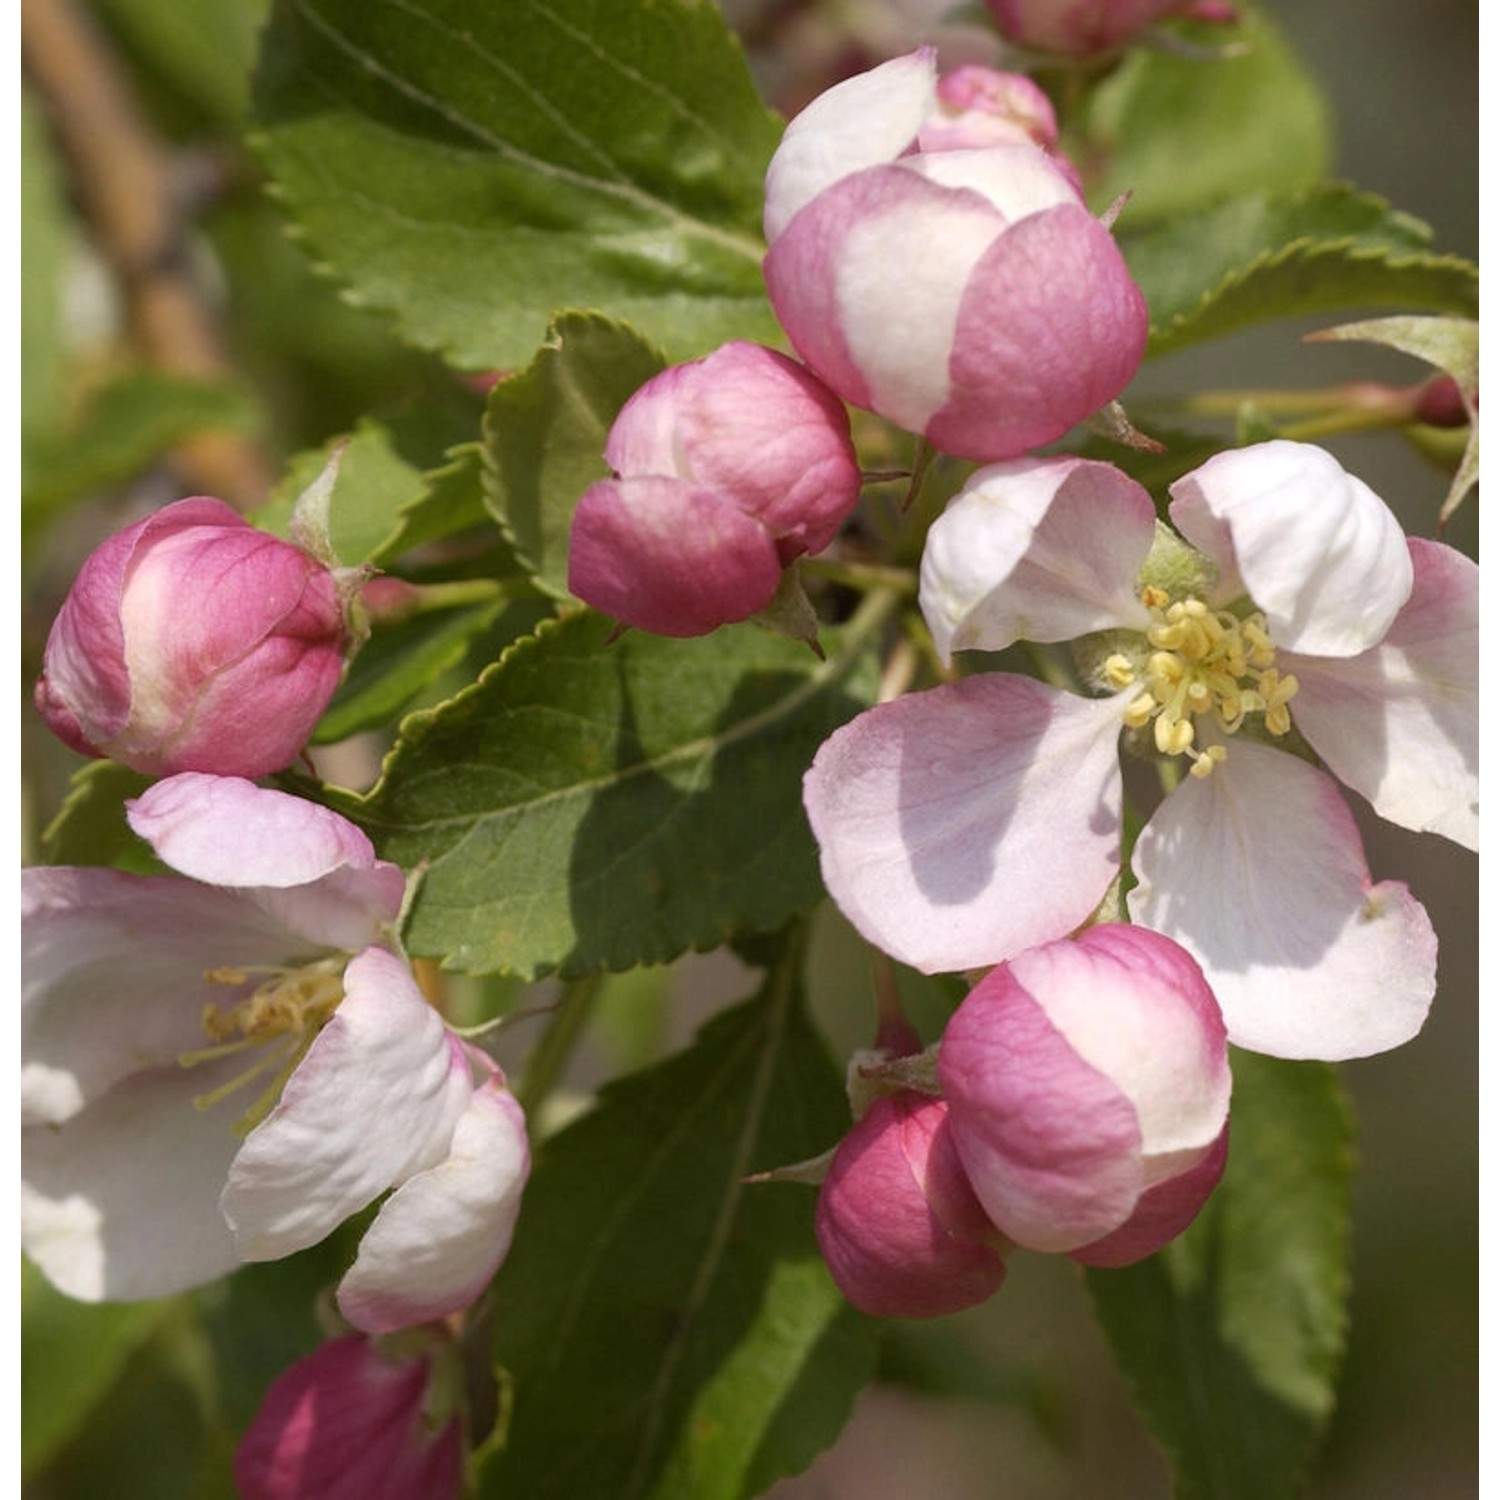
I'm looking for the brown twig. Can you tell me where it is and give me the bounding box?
[21,0,271,509]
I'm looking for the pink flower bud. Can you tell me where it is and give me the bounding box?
[815,1090,1008,1318]
[937,925,1230,1261]
[236,1331,463,1500]
[986,0,1237,56]
[919,66,1061,153]
[35,498,348,778]
[568,342,861,637]
[763,51,1147,463]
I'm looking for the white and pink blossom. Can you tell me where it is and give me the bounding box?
[21,773,529,1328]
[804,442,1474,1060]
[985,0,1238,57]
[762,51,1147,463]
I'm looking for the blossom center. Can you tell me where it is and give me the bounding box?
[1103,587,1298,778]
[179,959,346,1132]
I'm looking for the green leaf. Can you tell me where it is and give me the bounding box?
[483,313,667,599]
[252,0,783,371]
[1087,1051,1354,1500]
[21,92,70,442]
[1073,6,1329,228]
[1122,185,1479,358]
[21,1261,176,1480]
[40,761,159,872]
[479,953,877,1499]
[22,371,257,522]
[340,600,887,978]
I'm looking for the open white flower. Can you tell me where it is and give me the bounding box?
[805,442,1475,1060]
[22,773,528,1330]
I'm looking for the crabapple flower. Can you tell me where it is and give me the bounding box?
[805,442,1475,1060]
[985,0,1238,56]
[815,1090,1008,1318]
[35,497,350,779]
[567,341,861,637]
[236,1328,464,1500]
[22,773,529,1330]
[938,925,1229,1263]
[762,50,1147,463]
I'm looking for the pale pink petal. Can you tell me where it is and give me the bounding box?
[1168,442,1412,657]
[939,965,1144,1253]
[338,1076,529,1334]
[1287,539,1477,850]
[803,677,1123,973]
[236,1334,463,1500]
[126,774,406,949]
[763,49,936,242]
[919,456,1155,662]
[603,361,694,476]
[1070,1124,1228,1268]
[22,1057,245,1301]
[223,949,472,1260]
[1128,740,1437,1060]
[22,866,308,1125]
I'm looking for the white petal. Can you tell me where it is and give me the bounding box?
[1128,740,1437,1060]
[222,949,473,1260]
[920,456,1155,662]
[1287,539,1477,849]
[22,1059,244,1301]
[763,49,936,242]
[1168,441,1412,657]
[338,1076,529,1333]
[908,140,1081,219]
[22,866,314,1126]
[804,676,1124,973]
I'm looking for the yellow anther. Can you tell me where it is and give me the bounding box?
[1154,713,1196,757]
[1189,745,1229,779]
[1123,692,1156,729]
[1141,584,1170,610]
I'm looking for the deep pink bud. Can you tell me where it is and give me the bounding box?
[938,925,1230,1261]
[568,342,861,637]
[236,1331,463,1500]
[35,498,347,778]
[986,0,1237,56]
[815,1091,1008,1318]
[763,52,1147,463]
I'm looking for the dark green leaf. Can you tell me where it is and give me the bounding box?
[1073,7,1329,228]
[479,955,877,1498]
[253,0,783,371]
[339,601,887,978]
[1087,1051,1354,1499]
[1121,185,1479,358]
[40,761,159,872]
[483,313,667,599]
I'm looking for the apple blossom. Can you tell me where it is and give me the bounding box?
[762,50,1147,463]
[567,341,861,637]
[21,773,529,1330]
[35,497,351,779]
[985,0,1238,56]
[938,925,1229,1263]
[804,442,1474,1061]
[236,1328,464,1500]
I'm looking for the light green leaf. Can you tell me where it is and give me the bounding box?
[1087,1051,1354,1500]
[478,953,877,1498]
[252,0,783,371]
[483,312,667,600]
[40,761,159,872]
[1121,185,1479,357]
[21,92,70,442]
[340,600,888,978]
[1074,6,1329,228]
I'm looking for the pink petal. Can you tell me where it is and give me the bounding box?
[22,866,311,1125]
[1128,740,1437,1060]
[763,49,936,242]
[22,1058,246,1301]
[1168,442,1413,658]
[222,949,473,1260]
[803,676,1124,973]
[338,1076,530,1334]
[919,455,1155,662]
[1287,538,1477,850]
[126,774,406,950]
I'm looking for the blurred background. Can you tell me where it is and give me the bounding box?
[21,1,1477,1496]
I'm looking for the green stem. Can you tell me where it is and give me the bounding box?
[799,556,918,595]
[515,975,604,1120]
